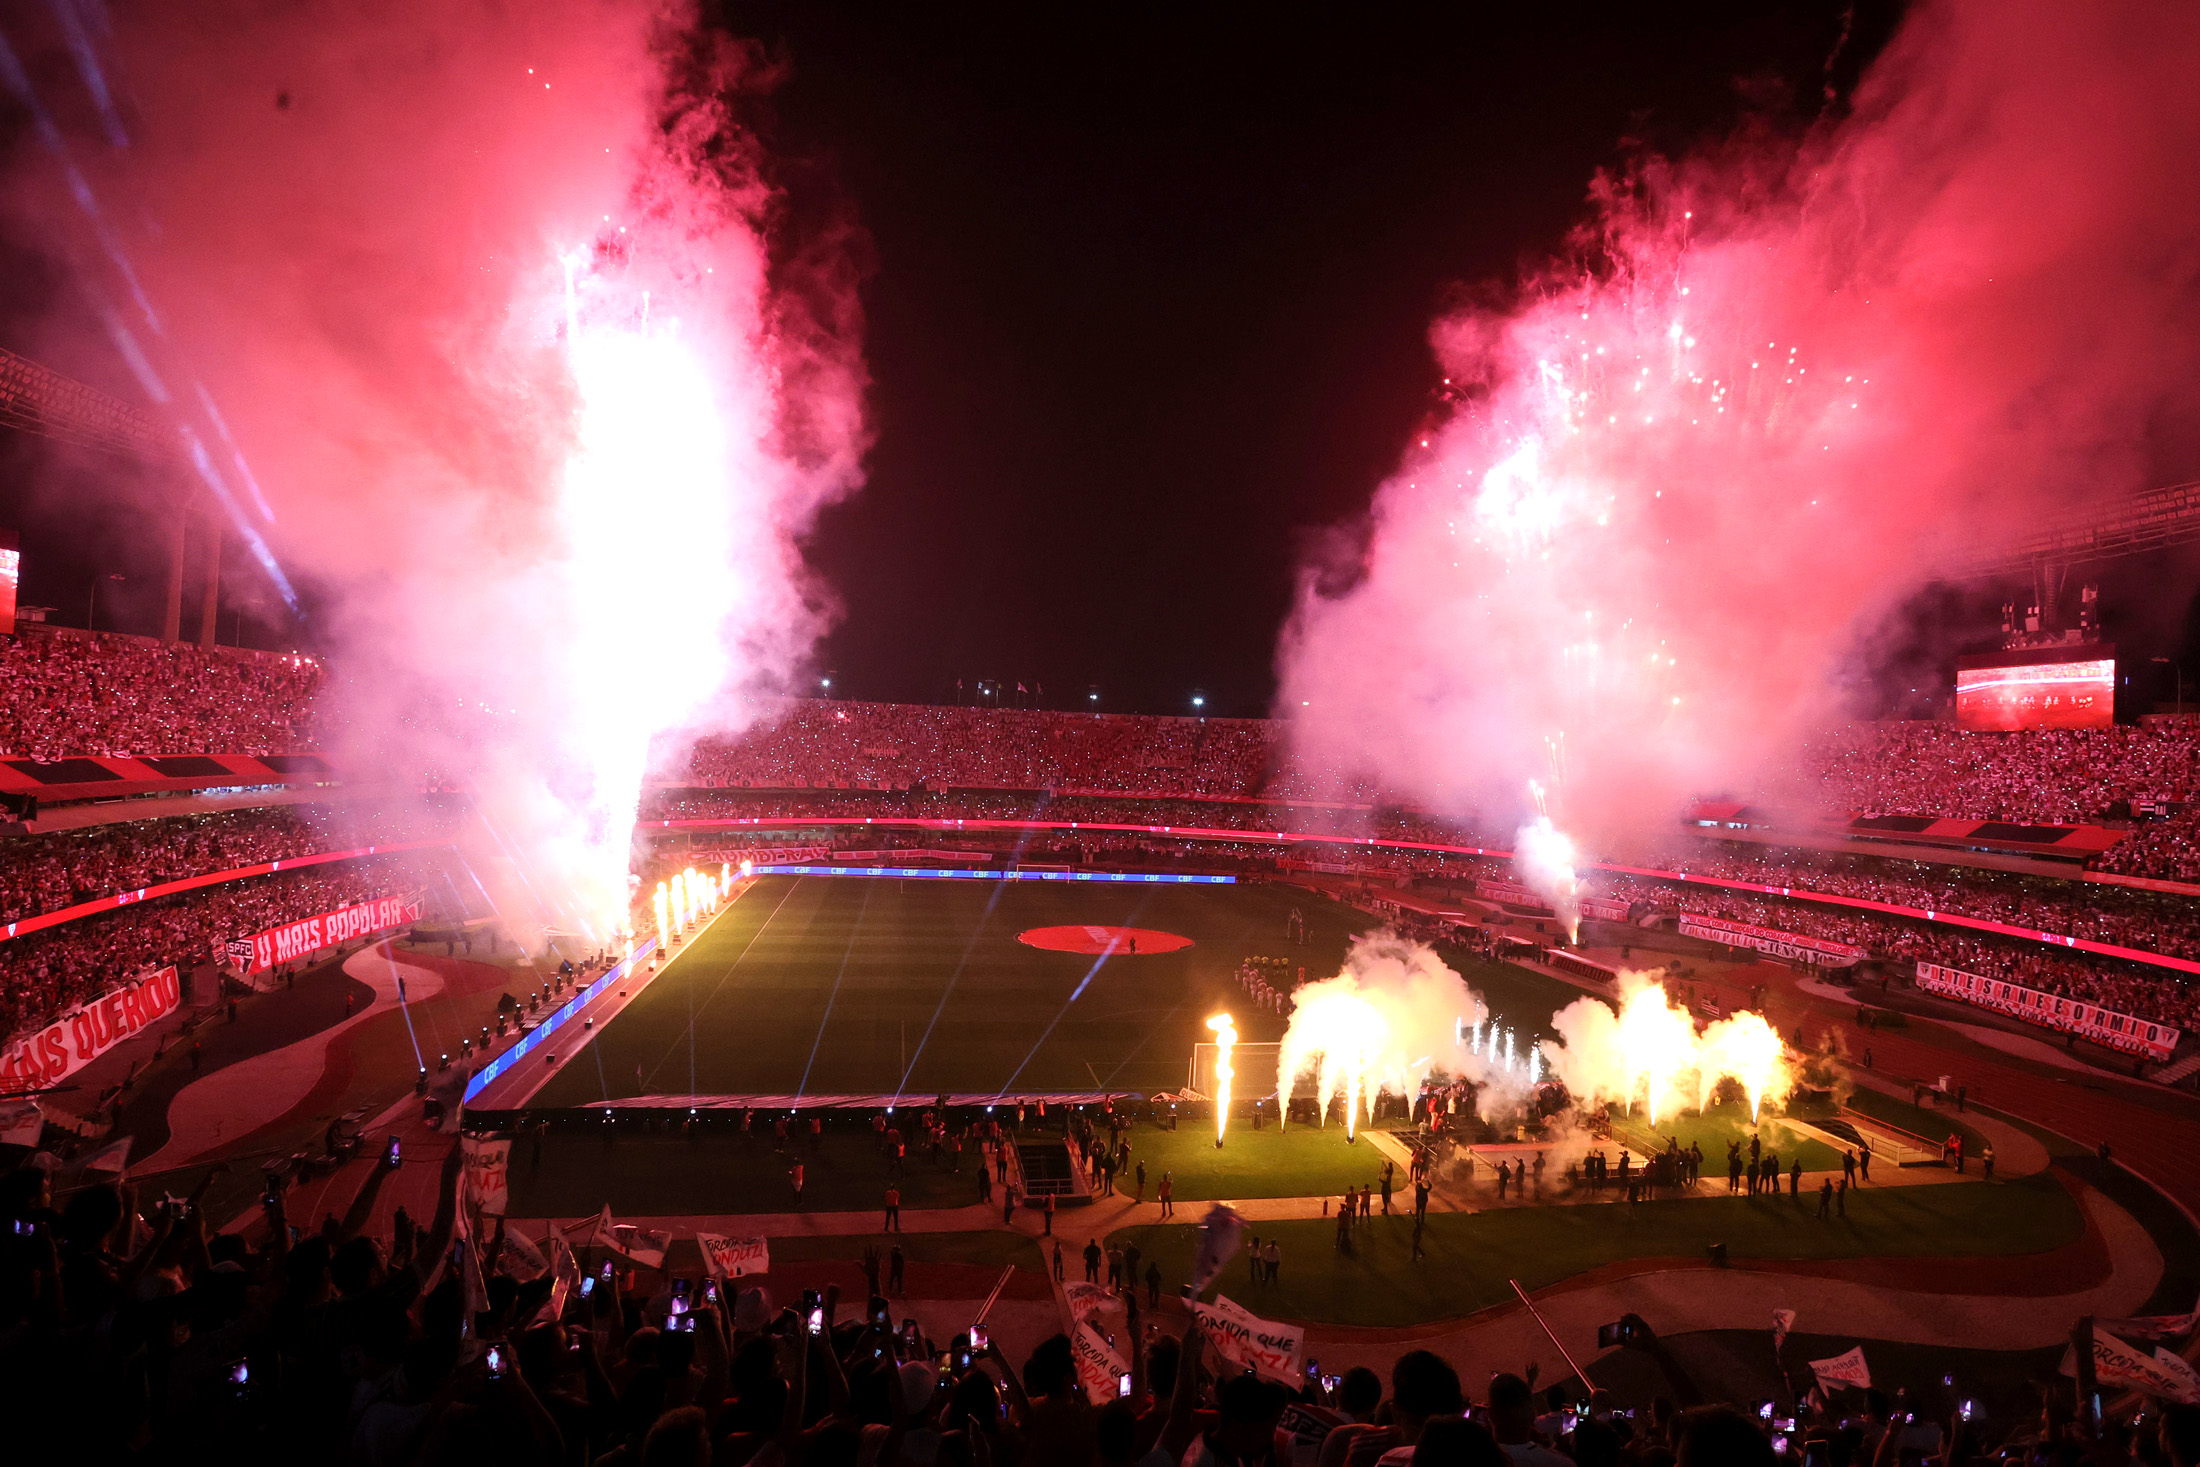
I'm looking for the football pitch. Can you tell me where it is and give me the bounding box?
[530,873,1495,1105]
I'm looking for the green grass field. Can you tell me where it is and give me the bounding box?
[1112,1171,2084,1327]
[532,873,1595,1108]
[1121,1121,1409,1202]
[533,874,1391,1103]
[1605,1103,1845,1174]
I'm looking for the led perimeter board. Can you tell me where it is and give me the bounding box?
[1955,643,2114,731]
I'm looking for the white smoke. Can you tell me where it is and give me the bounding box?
[1513,814,1583,942]
[1277,930,1525,1131]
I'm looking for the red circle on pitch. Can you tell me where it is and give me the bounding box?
[1017,925,1194,955]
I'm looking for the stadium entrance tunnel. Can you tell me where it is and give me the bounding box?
[1016,925,1194,955]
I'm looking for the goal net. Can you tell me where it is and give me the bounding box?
[1187,1041,1282,1100]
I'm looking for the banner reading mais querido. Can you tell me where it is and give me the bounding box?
[243,897,423,974]
[2,966,180,1095]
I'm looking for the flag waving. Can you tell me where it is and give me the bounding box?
[1808,1347,1871,1392]
[1187,1204,1245,1296]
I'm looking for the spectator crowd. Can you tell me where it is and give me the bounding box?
[3,1142,2185,1466]
[681,701,1396,806]
[0,800,460,927]
[0,852,448,1039]
[1797,721,2200,827]
[0,630,322,761]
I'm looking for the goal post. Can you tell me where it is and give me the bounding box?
[1187,1041,1282,1100]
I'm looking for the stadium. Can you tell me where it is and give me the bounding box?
[5,4,2200,1465]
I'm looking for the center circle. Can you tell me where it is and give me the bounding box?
[1016,925,1194,955]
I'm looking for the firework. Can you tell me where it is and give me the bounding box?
[1541,971,1794,1126]
[1207,1013,1237,1146]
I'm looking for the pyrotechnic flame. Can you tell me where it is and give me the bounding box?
[1207,1013,1236,1146]
[1540,970,1793,1127]
[1614,980,1697,1126]
[1276,932,1498,1135]
[1514,807,1583,943]
[1699,1009,1786,1121]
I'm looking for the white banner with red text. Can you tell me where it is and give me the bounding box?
[2,966,181,1095]
[1914,963,2180,1061]
[1189,1294,1306,1385]
[1072,1321,1131,1406]
[1475,878,1552,912]
[696,1233,771,1280]
[461,1138,512,1216]
[690,845,832,870]
[241,897,424,973]
[1678,913,1865,968]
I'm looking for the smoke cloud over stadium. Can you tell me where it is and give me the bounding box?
[1278,2,2200,850]
[7,2,866,937]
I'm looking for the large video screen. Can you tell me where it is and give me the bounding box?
[1956,656,2114,731]
[0,529,16,637]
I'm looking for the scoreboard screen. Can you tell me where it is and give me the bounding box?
[0,529,16,636]
[1955,652,2113,731]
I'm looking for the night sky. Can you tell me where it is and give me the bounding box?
[38,3,2200,716]
[742,2,1905,714]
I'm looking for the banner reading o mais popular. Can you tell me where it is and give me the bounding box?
[242,897,424,973]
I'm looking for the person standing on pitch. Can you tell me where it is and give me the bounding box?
[790,1161,805,1208]
[883,1183,901,1233]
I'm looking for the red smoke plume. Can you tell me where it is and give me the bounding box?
[1278,1,2200,848]
[11,1,867,933]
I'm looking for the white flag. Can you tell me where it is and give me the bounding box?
[498,1227,548,1282]
[1071,1321,1131,1406]
[2097,1299,2200,1342]
[1808,1346,1871,1391]
[1189,1294,1306,1385]
[696,1233,770,1280]
[1063,1280,1114,1324]
[529,1234,577,1327]
[461,1138,512,1216]
[2092,1329,2200,1404]
[592,1206,667,1271]
[0,1099,43,1149]
[80,1136,132,1176]
[1187,1204,1244,1296]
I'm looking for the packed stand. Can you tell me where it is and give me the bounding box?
[1798,720,2200,825]
[1641,844,2200,963]
[2093,808,2200,882]
[0,630,324,760]
[0,852,444,1038]
[2,1139,2165,1464]
[0,799,463,927]
[683,700,1289,799]
[1602,875,2200,1030]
